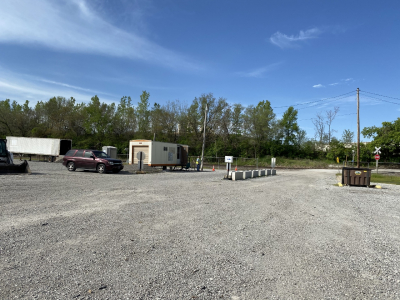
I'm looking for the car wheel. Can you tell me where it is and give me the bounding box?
[97,163,106,174]
[67,162,76,171]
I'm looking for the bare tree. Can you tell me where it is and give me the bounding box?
[312,112,325,143]
[325,106,340,144]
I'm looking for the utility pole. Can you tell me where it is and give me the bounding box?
[200,103,208,171]
[357,88,360,168]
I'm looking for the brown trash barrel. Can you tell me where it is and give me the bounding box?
[342,167,371,186]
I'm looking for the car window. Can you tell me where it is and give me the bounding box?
[65,150,76,157]
[84,151,93,158]
[92,151,109,158]
[74,150,84,157]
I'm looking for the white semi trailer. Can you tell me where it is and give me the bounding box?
[6,136,72,162]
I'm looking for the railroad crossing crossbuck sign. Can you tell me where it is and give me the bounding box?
[374,147,381,173]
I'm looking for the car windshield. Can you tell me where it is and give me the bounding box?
[93,151,110,158]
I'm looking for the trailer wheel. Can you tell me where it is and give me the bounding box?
[97,163,106,174]
[48,156,55,162]
[67,162,76,171]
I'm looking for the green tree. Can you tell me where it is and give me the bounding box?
[279,106,299,145]
[113,96,136,138]
[136,91,151,138]
[83,95,115,148]
[243,100,276,157]
[326,137,346,161]
[362,118,400,161]
[341,129,354,144]
[151,100,180,142]
[0,99,14,137]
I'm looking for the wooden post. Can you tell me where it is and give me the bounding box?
[357,88,360,169]
[200,103,208,171]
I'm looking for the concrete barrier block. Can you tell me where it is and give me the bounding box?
[232,171,243,181]
[267,169,271,176]
[271,169,276,175]
[252,170,259,178]
[243,171,252,179]
[260,170,266,176]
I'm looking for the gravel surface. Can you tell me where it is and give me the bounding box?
[1,162,400,299]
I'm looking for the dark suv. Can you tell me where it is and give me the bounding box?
[62,149,124,174]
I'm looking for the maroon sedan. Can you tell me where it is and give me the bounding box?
[62,149,124,174]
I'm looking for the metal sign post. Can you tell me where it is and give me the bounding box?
[137,151,145,172]
[373,147,381,173]
[271,157,276,169]
[225,156,233,178]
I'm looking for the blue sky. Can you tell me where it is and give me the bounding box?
[1,0,399,140]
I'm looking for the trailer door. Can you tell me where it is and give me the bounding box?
[176,146,181,165]
[181,146,188,165]
[132,146,149,165]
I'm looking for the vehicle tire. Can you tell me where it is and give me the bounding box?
[97,163,106,174]
[112,169,120,173]
[67,162,76,171]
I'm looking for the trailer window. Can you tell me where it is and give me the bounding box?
[74,150,84,157]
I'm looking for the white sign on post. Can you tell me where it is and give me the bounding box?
[271,157,276,169]
[225,156,233,163]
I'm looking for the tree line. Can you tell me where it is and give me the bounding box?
[1,92,399,162]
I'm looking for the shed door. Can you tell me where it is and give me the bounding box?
[181,146,188,165]
[132,146,149,165]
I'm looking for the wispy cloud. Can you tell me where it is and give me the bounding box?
[328,78,354,86]
[0,0,200,70]
[36,78,116,96]
[0,66,116,104]
[270,28,322,48]
[313,84,324,88]
[235,62,283,78]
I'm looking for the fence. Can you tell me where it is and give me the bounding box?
[188,156,269,170]
[342,161,400,169]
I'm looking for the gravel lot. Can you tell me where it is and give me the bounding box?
[1,162,400,299]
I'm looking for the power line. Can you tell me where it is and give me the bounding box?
[272,90,355,109]
[360,90,400,102]
[298,112,357,122]
[295,94,354,111]
[360,94,400,106]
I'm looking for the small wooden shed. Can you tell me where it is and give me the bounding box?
[129,140,189,167]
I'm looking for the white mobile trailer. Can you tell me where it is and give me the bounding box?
[129,140,189,167]
[6,136,72,162]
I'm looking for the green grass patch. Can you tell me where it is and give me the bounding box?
[371,174,400,185]
[257,157,332,168]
